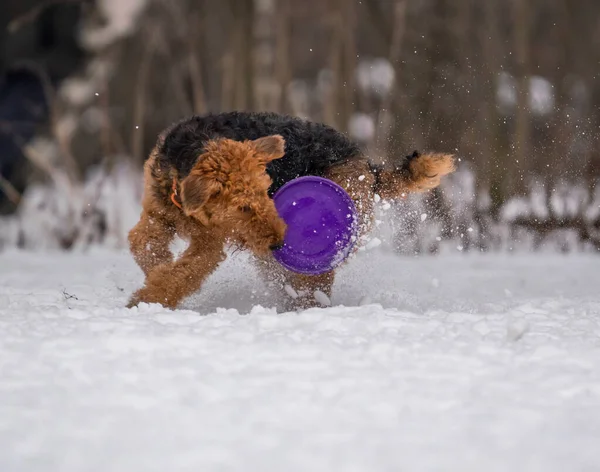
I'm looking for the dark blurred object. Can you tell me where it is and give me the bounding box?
[0,0,85,214]
[0,67,47,214]
[0,0,85,82]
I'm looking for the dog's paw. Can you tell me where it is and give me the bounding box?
[126,296,140,309]
[281,290,332,312]
[408,152,456,190]
[126,287,176,309]
[126,290,143,308]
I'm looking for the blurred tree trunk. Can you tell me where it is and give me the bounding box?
[231,0,255,111]
[275,0,291,113]
[481,0,505,218]
[588,14,600,186]
[324,0,355,132]
[421,0,453,151]
[188,7,207,115]
[254,0,278,111]
[380,0,407,164]
[340,0,356,133]
[324,0,343,128]
[388,0,430,154]
[511,0,531,192]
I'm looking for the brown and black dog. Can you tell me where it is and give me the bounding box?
[128,112,455,310]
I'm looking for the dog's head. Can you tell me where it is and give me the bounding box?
[180,135,287,255]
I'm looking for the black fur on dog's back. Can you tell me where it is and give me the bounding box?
[157,111,362,195]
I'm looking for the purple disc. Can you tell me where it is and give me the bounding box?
[272,176,359,275]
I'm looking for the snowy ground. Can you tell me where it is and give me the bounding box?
[1,248,600,472]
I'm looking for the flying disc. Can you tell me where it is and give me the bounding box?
[272,176,359,275]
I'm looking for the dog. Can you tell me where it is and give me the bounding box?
[127,111,455,310]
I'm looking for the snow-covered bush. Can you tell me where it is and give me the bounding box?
[0,149,142,251]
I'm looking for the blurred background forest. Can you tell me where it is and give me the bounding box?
[1,0,599,253]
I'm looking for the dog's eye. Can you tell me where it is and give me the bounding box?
[240,205,252,213]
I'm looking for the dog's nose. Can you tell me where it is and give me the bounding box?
[269,242,284,251]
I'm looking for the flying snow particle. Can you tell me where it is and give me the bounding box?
[365,238,382,250]
[420,213,427,222]
[314,290,331,306]
[284,284,299,299]
[507,319,529,341]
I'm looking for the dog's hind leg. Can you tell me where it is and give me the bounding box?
[325,159,376,238]
[255,159,375,311]
[128,210,176,276]
[285,270,336,310]
[255,256,335,311]
[127,234,225,309]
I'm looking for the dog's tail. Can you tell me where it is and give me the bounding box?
[372,150,456,200]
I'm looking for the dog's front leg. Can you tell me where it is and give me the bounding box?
[128,210,176,276]
[127,236,225,309]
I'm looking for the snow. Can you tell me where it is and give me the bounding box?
[496,72,555,116]
[355,58,395,97]
[1,249,600,471]
[283,284,299,299]
[529,76,555,115]
[348,113,376,143]
[363,237,382,250]
[313,290,332,307]
[8,161,141,250]
[80,0,148,50]
[59,78,98,107]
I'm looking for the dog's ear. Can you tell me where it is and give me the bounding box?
[180,172,218,220]
[251,135,286,162]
